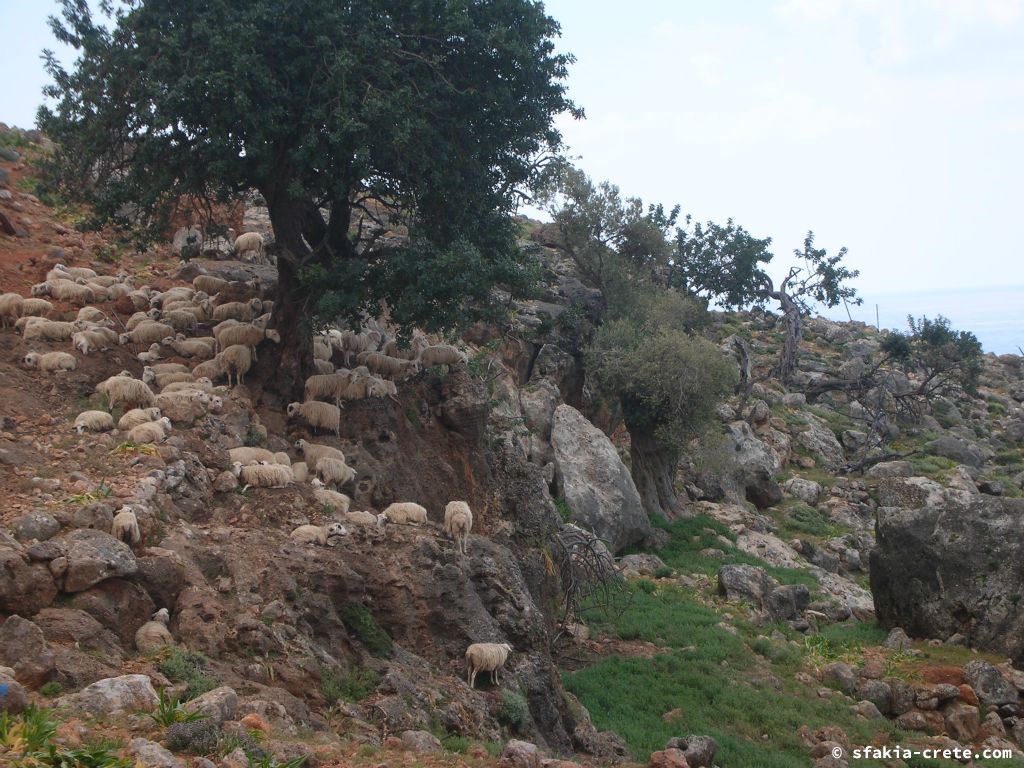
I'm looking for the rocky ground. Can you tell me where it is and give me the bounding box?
[3,125,1024,768]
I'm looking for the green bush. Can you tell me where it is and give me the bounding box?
[40,682,63,698]
[321,665,380,705]
[441,735,471,753]
[165,720,220,754]
[499,690,529,729]
[341,604,393,657]
[554,497,573,523]
[156,648,218,700]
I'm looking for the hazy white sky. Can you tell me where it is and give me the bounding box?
[3,0,1022,301]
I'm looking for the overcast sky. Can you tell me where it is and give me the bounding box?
[3,0,1022,301]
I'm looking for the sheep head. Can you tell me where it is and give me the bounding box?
[152,608,170,624]
[22,352,39,368]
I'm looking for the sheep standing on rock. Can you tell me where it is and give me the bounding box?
[111,506,142,548]
[74,410,115,434]
[417,344,468,368]
[289,522,347,546]
[216,344,253,387]
[135,608,175,653]
[287,401,341,437]
[294,439,345,470]
[315,456,356,488]
[465,642,513,689]
[444,501,473,555]
[382,502,428,525]
[23,351,77,372]
[233,232,265,264]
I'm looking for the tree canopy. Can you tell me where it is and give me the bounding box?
[39,0,580,393]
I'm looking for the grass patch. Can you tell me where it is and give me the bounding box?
[321,665,379,705]
[156,648,218,700]
[554,497,572,523]
[340,604,393,657]
[498,690,529,729]
[907,453,957,481]
[769,501,842,542]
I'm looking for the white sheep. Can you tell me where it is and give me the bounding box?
[293,439,345,470]
[21,298,53,317]
[315,456,355,488]
[292,461,309,483]
[23,319,76,342]
[287,400,341,437]
[228,446,278,465]
[191,358,223,381]
[137,343,164,365]
[96,374,156,411]
[50,263,97,280]
[76,306,107,323]
[193,274,228,295]
[289,522,347,546]
[382,502,428,525]
[212,299,262,323]
[148,362,191,375]
[342,508,386,531]
[313,359,335,375]
[120,321,175,346]
[356,351,420,379]
[0,293,24,328]
[417,344,468,368]
[127,416,172,445]
[161,309,199,333]
[465,642,513,688]
[216,344,252,387]
[161,377,214,394]
[146,370,194,390]
[310,480,352,514]
[111,506,142,547]
[72,330,114,355]
[215,323,280,359]
[444,501,473,555]
[23,351,77,372]
[232,461,294,488]
[273,452,292,466]
[135,608,175,653]
[125,311,152,331]
[74,410,115,434]
[118,407,162,431]
[233,232,265,264]
[164,334,215,360]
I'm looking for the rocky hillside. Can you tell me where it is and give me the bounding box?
[3,125,1024,768]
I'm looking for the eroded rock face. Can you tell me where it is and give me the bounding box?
[57,674,159,716]
[62,529,138,593]
[0,616,54,687]
[551,404,651,553]
[0,546,56,614]
[871,497,1024,662]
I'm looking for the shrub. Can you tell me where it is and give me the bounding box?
[554,497,572,523]
[321,666,380,705]
[156,648,218,700]
[499,690,529,729]
[40,682,63,698]
[340,604,393,657]
[165,720,220,754]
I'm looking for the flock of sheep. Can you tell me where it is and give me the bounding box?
[3,252,515,688]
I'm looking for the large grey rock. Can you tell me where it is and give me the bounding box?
[927,436,988,468]
[871,497,1024,662]
[0,547,57,614]
[717,564,776,607]
[796,413,846,470]
[399,730,442,753]
[783,478,822,505]
[185,686,238,725]
[0,666,28,713]
[764,584,810,621]
[865,460,913,479]
[57,674,159,716]
[551,404,651,553]
[964,661,1019,706]
[0,615,55,687]
[129,738,186,768]
[63,529,138,592]
[500,739,542,768]
[694,421,782,508]
[12,512,61,543]
[665,735,718,768]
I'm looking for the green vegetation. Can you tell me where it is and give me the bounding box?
[0,708,131,768]
[554,497,573,523]
[441,735,472,753]
[320,665,380,705]
[39,682,63,698]
[147,688,206,727]
[498,690,530,729]
[340,604,393,657]
[769,500,841,541]
[156,648,218,700]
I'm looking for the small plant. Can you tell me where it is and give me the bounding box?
[148,688,206,726]
[156,648,218,700]
[635,579,658,595]
[0,707,57,754]
[554,497,572,523]
[165,720,220,754]
[321,665,380,705]
[40,682,63,698]
[340,604,393,657]
[441,735,471,753]
[110,440,158,457]
[498,690,529,729]
[652,566,674,579]
[243,423,265,447]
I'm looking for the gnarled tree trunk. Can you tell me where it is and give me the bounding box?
[624,408,681,519]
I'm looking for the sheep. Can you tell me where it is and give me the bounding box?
[161,378,214,394]
[23,319,76,342]
[74,410,115,434]
[289,522,347,546]
[465,642,513,688]
[310,480,352,514]
[292,461,309,483]
[137,342,164,365]
[150,287,194,307]
[216,344,253,387]
[73,329,114,355]
[111,506,142,547]
[48,279,95,305]
[143,368,194,390]
[382,502,428,525]
[127,417,172,445]
[147,362,190,375]
[124,311,152,331]
[78,280,109,301]
[212,298,262,323]
[293,439,345,470]
[21,298,52,317]
[135,608,175,653]
[314,338,332,361]
[342,509,386,531]
[228,446,278,465]
[193,274,229,295]
[106,282,131,301]
[366,376,398,401]
[120,321,175,347]
[313,359,335,375]
[287,400,341,437]
[232,461,294,488]
[417,344,468,368]
[127,289,153,310]
[22,350,77,372]
[96,374,156,413]
[314,456,356,488]
[356,351,420,380]
[86,274,123,288]
[273,452,292,466]
[215,323,280,359]
[154,390,211,420]
[164,334,216,360]
[76,306,107,323]
[50,263,97,280]
[0,293,24,328]
[161,309,199,333]
[192,358,223,381]
[118,407,162,431]
[233,232,265,264]
[444,501,473,555]
[304,371,353,405]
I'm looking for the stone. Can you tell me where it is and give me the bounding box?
[890,680,916,716]
[717,564,776,608]
[821,663,857,695]
[764,584,810,621]
[927,436,987,467]
[664,735,717,768]
[871,497,1024,661]
[943,701,981,742]
[882,627,912,650]
[12,512,61,542]
[850,700,884,719]
[0,548,57,614]
[0,615,55,687]
[399,730,442,753]
[129,738,185,768]
[865,460,913,478]
[0,666,29,713]
[796,413,846,470]
[648,748,690,768]
[221,747,250,768]
[551,404,651,553]
[57,674,159,716]
[982,710,1008,738]
[62,529,138,592]
[185,686,238,725]
[964,661,1019,706]
[213,470,239,493]
[855,680,892,715]
[896,711,931,732]
[783,478,823,505]
[619,553,668,576]
[501,739,543,768]
[958,684,979,707]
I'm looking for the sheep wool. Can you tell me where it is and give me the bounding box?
[287,401,341,437]
[74,410,115,434]
[232,461,294,488]
[382,502,428,525]
[72,329,114,355]
[0,293,24,328]
[444,501,474,555]
[233,232,265,264]
[342,509,385,530]
[315,456,355,488]
[118,407,162,431]
[97,375,157,411]
[228,446,277,466]
[111,506,142,547]
[310,482,351,514]
[417,344,468,368]
[23,351,77,372]
[294,439,345,470]
[216,344,253,387]
[127,417,172,445]
[20,298,52,317]
[289,522,347,546]
[465,642,513,688]
[135,608,175,653]
[292,461,309,483]
[23,320,76,342]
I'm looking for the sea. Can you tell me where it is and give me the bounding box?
[814,285,1024,356]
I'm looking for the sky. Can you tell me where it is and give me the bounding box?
[2,0,1022,346]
